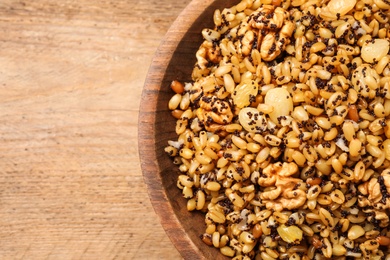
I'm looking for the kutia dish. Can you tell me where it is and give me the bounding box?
[140,0,390,259]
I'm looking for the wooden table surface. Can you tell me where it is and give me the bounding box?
[0,0,191,258]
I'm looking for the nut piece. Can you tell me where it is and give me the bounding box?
[249,5,286,30]
[368,178,382,204]
[197,95,233,131]
[360,169,390,210]
[193,41,221,78]
[248,5,295,61]
[259,162,306,211]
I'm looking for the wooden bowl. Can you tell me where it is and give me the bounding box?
[139,0,238,259]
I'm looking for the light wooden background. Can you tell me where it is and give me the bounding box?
[0,0,191,258]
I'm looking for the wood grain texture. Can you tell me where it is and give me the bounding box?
[0,0,190,259]
[139,0,238,259]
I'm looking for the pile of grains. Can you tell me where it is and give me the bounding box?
[165,0,390,258]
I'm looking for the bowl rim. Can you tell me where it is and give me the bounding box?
[138,0,215,259]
